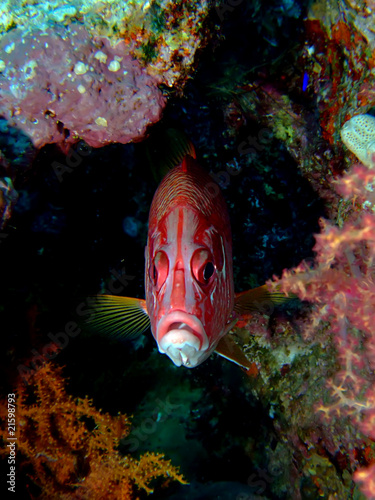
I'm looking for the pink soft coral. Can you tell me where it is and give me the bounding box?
[270,164,375,498]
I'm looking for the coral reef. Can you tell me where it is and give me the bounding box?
[230,307,366,497]
[306,0,375,156]
[226,161,375,497]
[3,1,375,497]
[267,159,375,497]
[212,0,375,221]
[0,0,211,85]
[224,82,335,208]
[0,0,211,149]
[0,362,186,499]
[0,24,165,149]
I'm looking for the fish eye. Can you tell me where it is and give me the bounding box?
[149,250,169,289]
[151,263,157,283]
[191,249,215,286]
[203,261,215,281]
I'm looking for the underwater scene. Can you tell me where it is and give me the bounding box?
[1,0,375,498]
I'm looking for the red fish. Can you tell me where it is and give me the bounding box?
[90,139,289,368]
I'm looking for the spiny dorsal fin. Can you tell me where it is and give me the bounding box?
[234,284,295,315]
[87,295,150,339]
[164,127,196,164]
[215,335,253,370]
[145,128,196,182]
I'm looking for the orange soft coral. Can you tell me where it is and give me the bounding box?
[0,362,186,499]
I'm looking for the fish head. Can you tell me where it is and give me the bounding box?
[145,157,234,368]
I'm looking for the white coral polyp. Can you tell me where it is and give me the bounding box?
[341,114,375,168]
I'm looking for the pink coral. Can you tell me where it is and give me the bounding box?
[0,25,165,150]
[354,464,375,500]
[270,164,375,497]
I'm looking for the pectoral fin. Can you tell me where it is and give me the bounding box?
[234,284,295,315]
[215,335,253,370]
[87,295,150,339]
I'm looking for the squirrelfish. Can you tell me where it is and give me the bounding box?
[91,137,288,368]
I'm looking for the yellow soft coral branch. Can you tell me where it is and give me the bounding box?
[0,362,186,499]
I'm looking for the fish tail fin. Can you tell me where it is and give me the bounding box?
[234,284,296,315]
[87,295,150,339]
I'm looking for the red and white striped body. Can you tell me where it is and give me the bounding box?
[145,155,234,367]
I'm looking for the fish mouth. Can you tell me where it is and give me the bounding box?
[156,311,210,368]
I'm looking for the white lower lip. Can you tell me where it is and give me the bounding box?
[161,333,211,368]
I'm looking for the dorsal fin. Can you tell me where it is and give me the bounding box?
[145,128,196,182]
[165,128,196,164]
